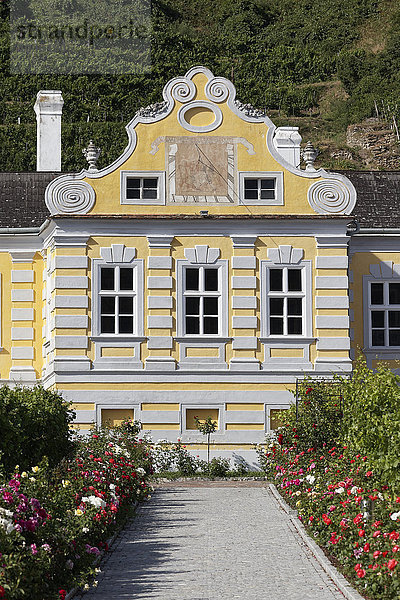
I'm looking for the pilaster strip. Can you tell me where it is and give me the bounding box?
[230,236,259,369]
[10,255,36,378]
[146,235,174,369]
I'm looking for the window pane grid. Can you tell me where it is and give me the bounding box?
[183,266,220,335]
[126,177,158,200]
[244,178,276,201]
[370,281,400,347]
[267,267,304,336]
[99,265,136,335]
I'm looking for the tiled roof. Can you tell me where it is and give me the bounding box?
[0,170,400,229]
[0,172,58,228]
[339,170,400,229]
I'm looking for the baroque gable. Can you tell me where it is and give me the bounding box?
[44,66,356,218]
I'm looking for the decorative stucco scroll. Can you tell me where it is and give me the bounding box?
[307,178,355,215]
[164,76,196,104]
[45,178,95,215]
[205,77,233,103]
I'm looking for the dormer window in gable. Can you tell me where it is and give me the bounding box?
[239,172,284,206]
[121,171,165,205]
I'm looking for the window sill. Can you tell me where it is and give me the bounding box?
[260,337,316,343]
[90,336,146,342]
[175,337,231,343]
[364,347,400,353]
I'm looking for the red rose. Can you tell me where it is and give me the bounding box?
[305,387,313,395]
[277,433,283,445]
[356,568,366,578]
[322,514,332,525]
[388,559,398,571]
[372,530,381,538]
[0,586,5,598]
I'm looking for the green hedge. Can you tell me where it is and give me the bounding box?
[0,0,395,171]
[0,385,75,477]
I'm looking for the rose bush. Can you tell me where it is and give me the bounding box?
[149,438,249,478]
[258,360,400,600]
[0,420,153,600]
[258,440,400,599]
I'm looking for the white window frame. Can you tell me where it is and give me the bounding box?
[239,171,284,205]
[364,276,400,350]
[176,260,228,339]
[266,404,290,435]
[260,260,312,338]
[92,258,144,338]
[181,404,224,435]
[121,171,166,205]
[96,403,141,429]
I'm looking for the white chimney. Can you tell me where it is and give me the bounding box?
[34,90,64,172]
[273,126,302,168]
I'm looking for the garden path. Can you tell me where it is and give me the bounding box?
[79,482,346,600]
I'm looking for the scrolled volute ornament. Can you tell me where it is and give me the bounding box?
[165,77,196,104]
[205,77,232,103]
[308,178,355,215]
[45,179,96,215]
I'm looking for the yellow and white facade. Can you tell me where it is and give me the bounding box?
[2,66,394,464]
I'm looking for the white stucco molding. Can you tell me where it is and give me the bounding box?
[177,101,223,133]
[45,177,95,215]
[184,245,220,264]
[44,66,356,217]
[100,244,136,264]
[308,178,355,215]
[369,261,400,279]
[267,245,304,265]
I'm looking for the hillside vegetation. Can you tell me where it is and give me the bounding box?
[0,0,400,171]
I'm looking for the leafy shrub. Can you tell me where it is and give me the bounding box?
[343,358,400,494]
[0,385,75,477]
[203,457,231,478]
[257,359,400,600]
[275,379,344,452]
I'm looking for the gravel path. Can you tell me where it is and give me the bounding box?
[80,482,346,600]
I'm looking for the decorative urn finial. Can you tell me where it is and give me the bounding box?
[302,141,319,171]
[83,140,101,172]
